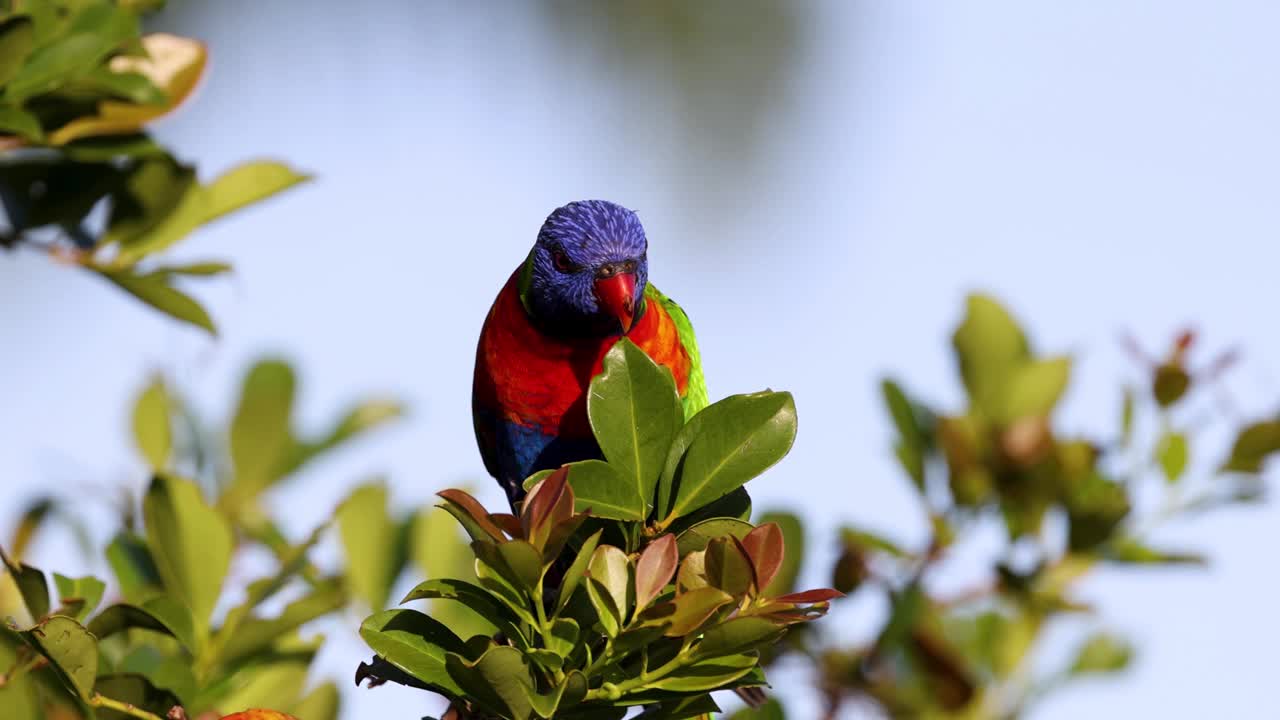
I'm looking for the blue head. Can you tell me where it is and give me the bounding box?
[522,200,650,337]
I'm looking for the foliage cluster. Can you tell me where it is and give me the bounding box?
[0,0,307,334]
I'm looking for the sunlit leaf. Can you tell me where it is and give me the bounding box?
[0,547,49,621]
[338,482,404,611]
[24,615,97,700]
[588,339,684,515]
[359,609,467,696]
[1070,632,1133,675]
[0,16,36,88]
[588,545,631,628]
[87,597,196,653]
[51,574,104,622]
[952,293,1030,414]
[445,646,536,720]
[634,534,678,614]
[105,532,163,604]
[1156,431,1189,483]
[740,523,785,593]
[567,460,646,521]
[756,511,803,598]
[226,359,296,501]
[97,268,217,334]
[142,474,233,638]
[1000,356,1072,423]
[659,391,797,523]
[647,652,756,692]
[131,375,171,469]
[696,617,784,659]
[674,517,753,556]
[704,536,756,597]
[290,681,340,720]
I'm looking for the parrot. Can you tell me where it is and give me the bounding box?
[472,199,708,507]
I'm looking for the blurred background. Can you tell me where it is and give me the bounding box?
[3,1,1277,718]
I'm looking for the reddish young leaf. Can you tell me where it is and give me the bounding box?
[646,586,734,636]
[436,489,506,542]
[774,588,844,604]
[489,513,524,539]
[520,466,571,545]
[740,522,785,592]
[634,534,679,613]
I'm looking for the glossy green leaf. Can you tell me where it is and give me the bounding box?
[666,486,753,538]
[499,539,545,591]
[529,670,588,719]
[445,646,536,720]
[1001,356,1072,422]
[588,545,632,625]
[1156,431,1189,483]
[97,268,217,334]
[1070,632,1133,674]
[92,673,180,720]
[1222,420,1280,473]
[588,339,684,515]
[402,578,521,642]
[557,529,602,613]
[51,574,104,622]
[696,617,785,659]
[740,523,785,593]
[142,474,232,637]
[87,597,196,653]
[647,652,757,692]
[727,698,784,720]
[545,617,579,659]
[360,609,467,695]
[704,536,756,597]
[0,16,35,88]
[0,548,49,621]
[756,511,803,597]
[638,694,723,720]
[652,586,733,636]
[473,543,537,627]
[659,391,797,523]
[567,460,647,521]
[131,376,171,470]
[634,534,678,614]
[227,359,296,500]
[0,104,41,140]
[25,615,97,700]
[674,517,754,556]
[104,532,163,604]
[586,577,623,637]
[952,293,1030,413]
[338,482,402,611]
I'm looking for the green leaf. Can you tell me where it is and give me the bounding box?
[359,609,467,695]
[696,617,785,659]
[588,545,632,630]
[0,104,41,140]
[141,474,233,638]
[0,16,36,88]
[51,574,104,621]
[557,529,602,613]
[0,548,49,621]
[755,511,803,598]
[588,339,684,516]
[665,487,752,538]
[952,293,1030,414]
[1000,356,1072,422]
[704,537,756,597]
[499,540,545,591]
[92,673,181,720]
[227,359,296,501]
[5,7,137,102]
[639,694,723,720]
[278,399,404,478]
[445,646,536,720]
[674,518,753,556]
[567,460,647,521]
[648,587,733,636]
[215,579,345,665]
[586,577,623,638]
[659,391,797,523]
[105,532,163,604]
[1153,363,1191,408]
[1120,386,1136,446]
[839,526,909,558]
[411,506,498,639]
[24,615,97,700]
[529,670,588,719]
[647,652,757,692]
[97,268,216,334]
[1103,538,1206,566]
[728,698,784,720]
[105,156,197,247]
[1069,632,1133,674]
[337,482,401,611]
[131,376,171,470]
[114,161,310,263]
[87,598,196,653]
[473,543,537,626]
[1156,431,1189,483]
[401,578,522,642]
[290,681,340,720]
[545,618,579,659]
[1222,420,1280,473]
[204,641,316,715]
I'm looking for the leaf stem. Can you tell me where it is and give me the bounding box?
[584,637,695,701]
[89,693,168,720]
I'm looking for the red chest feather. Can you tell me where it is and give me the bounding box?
[474,271,690,436]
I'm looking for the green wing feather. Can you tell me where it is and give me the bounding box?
[646,283,708,419]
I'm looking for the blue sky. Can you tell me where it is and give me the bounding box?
[2,2,1277,717]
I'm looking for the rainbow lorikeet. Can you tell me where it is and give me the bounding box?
[472,200,708,507]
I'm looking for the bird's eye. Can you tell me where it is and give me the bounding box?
[552,249,576,273]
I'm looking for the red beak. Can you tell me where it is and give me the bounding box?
[594,272,636,333]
